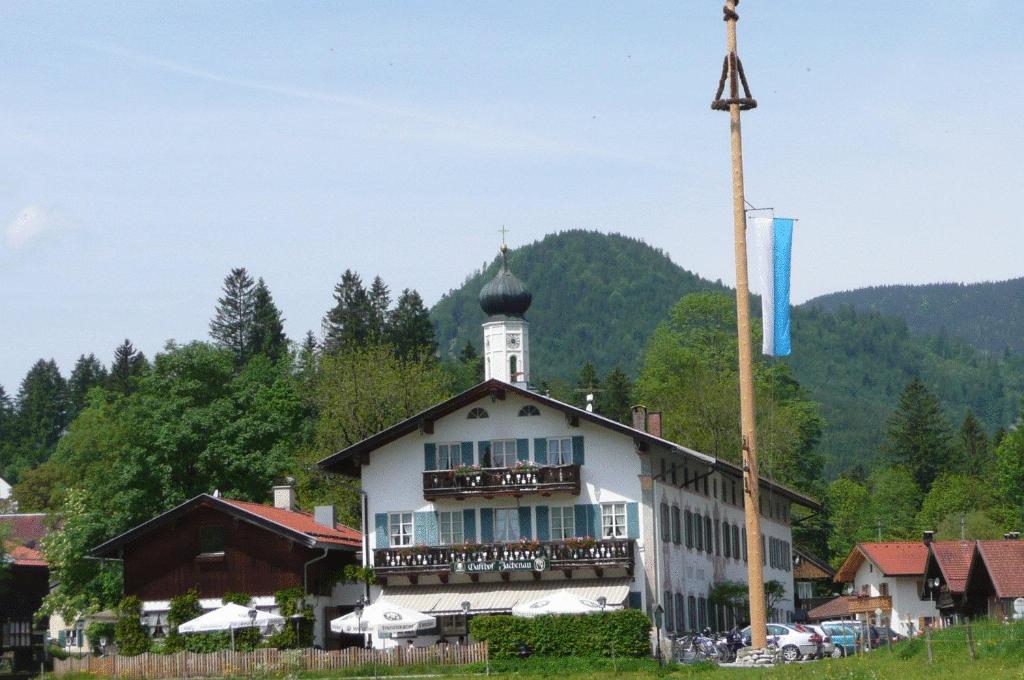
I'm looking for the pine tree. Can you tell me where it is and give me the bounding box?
[248,278,288,362]
[209,267,257,365]
[368,276,391,343]
[599,367,633,424]
[323,270,372,353]
[387,289,435,359]
[298,331,319,379]
[108,339,148,395]
[956,410,991,476]
[884,379,954,490]
[9,359,68,475]
[68,354,108,419]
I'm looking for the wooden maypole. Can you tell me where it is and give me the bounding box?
[711,0,768,648]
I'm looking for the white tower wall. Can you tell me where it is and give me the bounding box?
[483,318,530,387]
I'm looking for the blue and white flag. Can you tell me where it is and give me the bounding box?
[751,216,795,357]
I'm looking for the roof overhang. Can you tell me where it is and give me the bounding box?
[318,379,821,511]
[89,494,352,559]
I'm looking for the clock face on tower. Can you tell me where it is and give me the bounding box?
[506,334,521,349]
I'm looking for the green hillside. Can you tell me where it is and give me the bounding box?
[805,278,1024,355]
[431,231,1024,476]
[431,230,727,380]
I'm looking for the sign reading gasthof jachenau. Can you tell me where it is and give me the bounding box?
[452,555,548,574]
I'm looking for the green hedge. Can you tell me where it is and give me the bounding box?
[468,610,651,659]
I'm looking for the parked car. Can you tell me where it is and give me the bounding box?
[871,626,904,647]
[740,623,822,662]
[819,621,861,657]
[804,624,835,659]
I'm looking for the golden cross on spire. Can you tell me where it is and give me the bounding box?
[498,225,510,250]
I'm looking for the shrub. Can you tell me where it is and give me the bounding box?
[221,591,252,606]
[84,622,115,654]
[469,609,651,659]
[265,587,313,649]
[163,589,204,652]
[114,596,150,656]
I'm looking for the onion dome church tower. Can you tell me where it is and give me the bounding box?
[478,244,532,387]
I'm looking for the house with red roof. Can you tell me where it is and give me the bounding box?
[830,540,939,636]
[921,534,976,625]
[923,533,1024,624]
[1,513,50,669]
[90,486,364,649]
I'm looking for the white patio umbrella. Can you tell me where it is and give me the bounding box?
[511,590,607,618]
[330,599,436,636]
[178,603,285,650]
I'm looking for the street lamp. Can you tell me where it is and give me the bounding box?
[355,596,367,648]
[461,601,471,644]
[653,604,665,666]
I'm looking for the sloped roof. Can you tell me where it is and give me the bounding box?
[91,494,361,557]
[220,498,361,547]
[976,540,1024,599]
[0,513,48,548]
[318,378,821,511]
[807,596,855,620]
[929,541,975,594]
[835,542,928,582]
[794,547,835,580]
[5,542,47,567]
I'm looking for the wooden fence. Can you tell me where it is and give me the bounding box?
[54,643,489,679]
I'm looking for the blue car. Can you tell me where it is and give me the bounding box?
[820,621,861,657]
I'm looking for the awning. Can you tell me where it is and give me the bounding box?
[381,578,631,615]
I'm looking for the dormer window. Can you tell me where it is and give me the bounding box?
[518,405,540,417]
[467,407,489,419]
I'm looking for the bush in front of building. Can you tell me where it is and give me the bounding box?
[469,610,651,659]
[114,596,151,656]
[265,587,314,649]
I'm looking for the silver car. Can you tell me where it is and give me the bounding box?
[741,623,822,662]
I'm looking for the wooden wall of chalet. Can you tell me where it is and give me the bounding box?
[0,564,49,618]
[122,506,354,600]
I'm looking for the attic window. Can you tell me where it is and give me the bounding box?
[518,405,540,417]
[198,526,225,559]
[467,408,489,419]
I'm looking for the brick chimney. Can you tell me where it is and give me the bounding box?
[631,405,647,432]
[647,411,663,439]
[314,505,337,529]
[273,480,296,511]
[923,530,935,545]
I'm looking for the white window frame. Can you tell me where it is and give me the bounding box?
[490,439,517,468]
[389,512,413,547]
[550,506,575,540]
[437,442,461,470]
[601,502,627,539]
[547,437,573,466]
[438,510,464,545]
[494,507,521,542]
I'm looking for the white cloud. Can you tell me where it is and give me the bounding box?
[4,205,73,250]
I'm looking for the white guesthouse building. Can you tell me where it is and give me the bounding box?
[319,248,820,645]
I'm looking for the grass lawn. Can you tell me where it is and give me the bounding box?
[48,621,1024,680]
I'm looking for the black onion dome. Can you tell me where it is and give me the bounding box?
[479,247,532,318]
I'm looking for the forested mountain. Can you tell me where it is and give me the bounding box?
[431,231,727,380]
[805,278,1024,355]
[431,231,1024,476]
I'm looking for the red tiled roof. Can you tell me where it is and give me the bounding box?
[807,596,855,621]
[0,513,48,547]
[5,542,47,567]
[976,540,1024,599]
[930,541,975,594]
[836,542,928,582]
[221,499,361,548]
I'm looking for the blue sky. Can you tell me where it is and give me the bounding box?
[1,1,1021,391]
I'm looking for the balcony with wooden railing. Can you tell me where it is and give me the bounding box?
[373,538,634,581]
[422,464,581,500]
